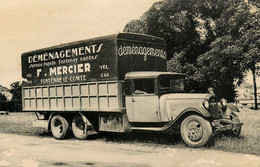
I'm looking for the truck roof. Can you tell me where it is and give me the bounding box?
[125,71,185,79]
[22,33,166,55]
[21,33,167,86]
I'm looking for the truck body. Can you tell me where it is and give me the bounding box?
[21,33,242,147]
[22,33,166,113]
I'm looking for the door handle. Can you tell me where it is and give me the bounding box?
[131,97,135,102]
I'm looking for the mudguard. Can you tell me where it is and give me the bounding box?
[226,103,240,112]
[178,107,211,118]
[47,113,56,130]
[142,107,211,132]
[166,107,211,130]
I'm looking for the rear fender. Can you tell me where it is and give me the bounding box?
[75,112,97,135]
[47,113,56,130]
[77,112,90,124]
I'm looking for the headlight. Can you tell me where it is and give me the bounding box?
[220,98,227,107]
[203,100,210,109]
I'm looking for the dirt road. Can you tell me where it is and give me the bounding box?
[0,133,260,167]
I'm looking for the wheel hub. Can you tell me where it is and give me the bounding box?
[58,125,63,133]
[76,120,85,131]
[187,122,203,141]
[54,120,63,134]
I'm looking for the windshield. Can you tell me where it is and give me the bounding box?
[158,75,185,94]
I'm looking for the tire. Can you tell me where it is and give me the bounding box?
[181,115,212,147]
[50,115,70,140]
[72,115,89,140]
[230,114,241,137]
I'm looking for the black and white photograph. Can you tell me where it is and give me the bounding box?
[0,0,259,166]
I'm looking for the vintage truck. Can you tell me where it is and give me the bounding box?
[21,33,242,147]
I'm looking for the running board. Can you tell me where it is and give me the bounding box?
[130,127,179,134]
[130,127,166,131]
[130,121,176,131]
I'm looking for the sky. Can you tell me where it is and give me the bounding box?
[0,0,157,88]
[0,0,258,88]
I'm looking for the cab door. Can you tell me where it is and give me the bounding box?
[125,79,161,122]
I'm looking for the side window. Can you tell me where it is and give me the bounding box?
[133,79,154,95]
[125,80,133,95]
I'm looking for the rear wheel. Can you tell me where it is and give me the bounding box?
[72,115,89,140]
[181,115,212,147]
[51,115,70,140]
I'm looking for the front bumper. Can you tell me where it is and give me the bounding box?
[212,119,243,134]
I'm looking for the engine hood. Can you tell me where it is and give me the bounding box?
[163,93,211,100]
[159,93,212,122]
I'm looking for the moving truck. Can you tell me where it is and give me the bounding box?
[21,33,242,147]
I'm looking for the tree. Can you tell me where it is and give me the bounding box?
[0,93,7,102]
[123,19,147,34]
[124,0,235,60]
[124,0,239,96]
[198,2,259,104]
[196,35,244,101]
[0,93,7,111]
[10,81,22,112]
[248,0,259,7]
[238,10,260,109]
[197,2,259,103]
[124,0,259,101]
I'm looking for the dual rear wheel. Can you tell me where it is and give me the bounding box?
[50,115,70,140]
[50,114,89,140]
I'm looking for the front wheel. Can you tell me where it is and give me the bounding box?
[51,115,70,140]
[181,115,212,147]
[230,114,241,137]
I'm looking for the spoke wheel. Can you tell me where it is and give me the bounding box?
[72,115,89,140]
[181,115,212,147]
[51,115,70,140]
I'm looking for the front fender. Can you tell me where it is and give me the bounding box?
[164,105,211,122]
[180,107,211,118]
[226,103,240,112]
[153,107,211,131]
[221,103,240,119]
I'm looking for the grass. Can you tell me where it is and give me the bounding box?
[0,112,50,136]
[210,106,260,155]
[0,107,260,156]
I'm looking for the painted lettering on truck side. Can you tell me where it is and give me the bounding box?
[27,44,103,63]
[117,45,167,61]
[22,42,116,85]
[22,35,167,86]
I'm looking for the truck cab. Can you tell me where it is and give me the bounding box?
[124,71,242,147]
[125,71,185,123]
